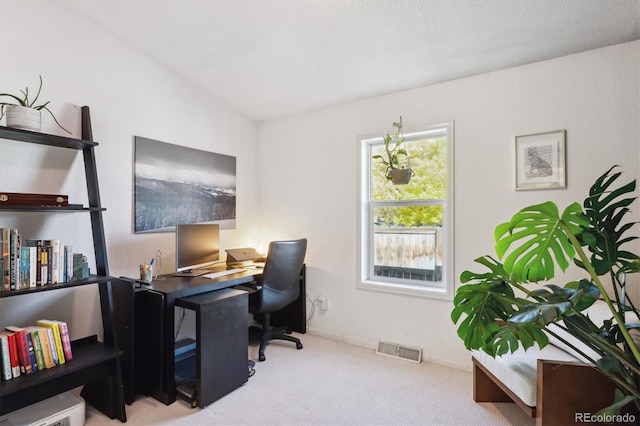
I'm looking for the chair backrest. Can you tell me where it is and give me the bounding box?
[261,238,307,295]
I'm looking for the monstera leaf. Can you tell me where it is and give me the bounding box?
[485,322,549,357]
[457,276,599,356]
[451,256,520,350]
[527,280,599,306]
[580,166,639,275]
[494,201,589,282]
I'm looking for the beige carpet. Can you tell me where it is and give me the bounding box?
[84,333,534,425]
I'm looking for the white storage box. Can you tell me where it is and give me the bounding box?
[0,391,85,426]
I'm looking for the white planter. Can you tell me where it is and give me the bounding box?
[5,105,42,132]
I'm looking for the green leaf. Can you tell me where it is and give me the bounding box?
[494,201,587,282]
[452,256,519,351]
[509,301,573,326]
[563,279,600,310]
[487,322,549,356]
[0,93,27,106]
[582,166,639,275]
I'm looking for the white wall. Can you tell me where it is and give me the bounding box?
[258,41,640,370]
[0,1,638,372]
[0,1,261,339]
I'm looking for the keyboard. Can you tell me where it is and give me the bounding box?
[202,268,246,279]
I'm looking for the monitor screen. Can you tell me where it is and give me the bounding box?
[175,223,220,273]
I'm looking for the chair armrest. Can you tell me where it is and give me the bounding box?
[234,283,262,294]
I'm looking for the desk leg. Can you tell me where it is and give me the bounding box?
[133,289,172,404]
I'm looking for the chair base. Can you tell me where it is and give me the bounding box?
[249,324,303,362]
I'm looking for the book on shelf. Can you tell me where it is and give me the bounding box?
[25,332,38,373]
[9,229,19,290]
[35,326,55,369]
[28,246,37,287]
[46,239,61,284]
[19,246,30,289]
[0,332,12,380]
[25,326,46,371]
[44,326,59,366]
[4,326,33,374]
[63,245,73,282]
[40,246,49,286]
[36,320,65,364]
[52,320,73,362]
[0,231,84,290]
[47,245,54,284]
[25,239,43,286]
[1,228,9,291]
[0,331,20,378]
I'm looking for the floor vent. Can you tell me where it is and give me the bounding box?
[376,341,422,363]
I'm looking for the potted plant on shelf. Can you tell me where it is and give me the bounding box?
[0,75,70,134]
[451,165,640,416]
[372,116,414,185]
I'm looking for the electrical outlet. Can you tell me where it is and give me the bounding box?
[318,296,329,311]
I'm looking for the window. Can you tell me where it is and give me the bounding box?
[358,121,454,299]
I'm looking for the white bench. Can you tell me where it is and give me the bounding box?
[471,300,621,425]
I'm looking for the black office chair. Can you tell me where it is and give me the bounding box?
[248,238,307,361]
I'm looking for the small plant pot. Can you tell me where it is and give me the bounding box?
[389,168,413,185]
[5,105,41,132]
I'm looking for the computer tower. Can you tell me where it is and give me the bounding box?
[175,288,248,408]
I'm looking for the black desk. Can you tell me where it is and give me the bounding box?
[132,265,306,406]
[133,267,257,405]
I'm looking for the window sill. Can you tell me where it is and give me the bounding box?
[358,278,453,300]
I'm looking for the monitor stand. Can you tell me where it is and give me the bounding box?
[173,269,212,278]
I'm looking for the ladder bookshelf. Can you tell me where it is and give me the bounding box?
[0,107,130,422]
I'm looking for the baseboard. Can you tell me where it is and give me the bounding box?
[306,328,376,349]
[305,329,472,372]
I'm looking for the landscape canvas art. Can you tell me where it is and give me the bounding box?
[134,136,236,233]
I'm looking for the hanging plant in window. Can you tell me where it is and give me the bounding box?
[373,116,414,185]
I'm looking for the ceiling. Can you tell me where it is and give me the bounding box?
[62,0,640,122]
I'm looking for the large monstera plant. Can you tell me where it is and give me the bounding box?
[452,166,640,415]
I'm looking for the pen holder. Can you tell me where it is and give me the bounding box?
[140,264,153,283]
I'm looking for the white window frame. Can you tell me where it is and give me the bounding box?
[357,121,455,300]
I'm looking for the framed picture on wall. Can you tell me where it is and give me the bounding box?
[134,136,237,233]
[515,129,566,190]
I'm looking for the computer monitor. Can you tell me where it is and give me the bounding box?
[174,223,220,277]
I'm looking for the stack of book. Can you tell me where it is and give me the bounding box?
[0,227,90,292]
[0,320,73,380]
